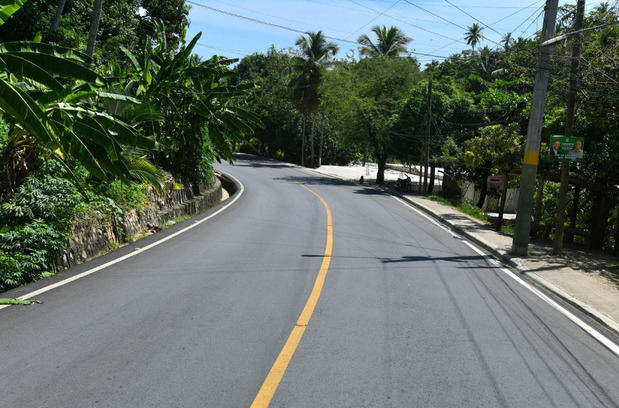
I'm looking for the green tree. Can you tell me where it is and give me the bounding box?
[465,23,483,51]
[290,30,338,167]
[122,22,260,193]
[357,25,411,57]
[321,57,420,183]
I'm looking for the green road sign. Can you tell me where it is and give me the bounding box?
[549,135,584,161]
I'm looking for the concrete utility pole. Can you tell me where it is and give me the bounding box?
[511,0,560,256]
[86,0,104,58]
[553,0,585,255]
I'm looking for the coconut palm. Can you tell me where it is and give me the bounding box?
[86,0,103,58]
[289,30,338,167]
[357,25,411,57]
[502,32,514,51]
[465,23,483,51]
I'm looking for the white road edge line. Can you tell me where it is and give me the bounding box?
[0,173,245,311]
[393,196,619,357]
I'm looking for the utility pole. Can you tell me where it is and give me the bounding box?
[86,0,104,59]
[511,0,559,256]
[423,80,432,193]
[553,0,585,254]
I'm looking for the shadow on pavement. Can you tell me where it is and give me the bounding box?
[353,188,390,196]
[380,255,487,264]
[273,175,352,186]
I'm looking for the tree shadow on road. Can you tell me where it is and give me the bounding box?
[379,255,487,264]
[273,175,352,186]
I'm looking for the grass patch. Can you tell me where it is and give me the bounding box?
[458,200,490,223]
[428,195,491,224]
[0,298,41,305]
[163,215,192,228]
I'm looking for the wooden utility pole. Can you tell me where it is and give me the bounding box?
[553,0,585,255]
[86,0,104,58]
[511,0,559,256]
[423,80,432,193]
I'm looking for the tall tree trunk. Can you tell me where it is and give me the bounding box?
[531,173,545,239]
[427,164,435,195]
[496,173,508,232]
[614,208,619,255]
[566,185,580,244]
[589,191,610,250]
[86,0,104,59]
[318,128,323,167]
[310,115,315,168]
[50,0,67,32]
[376,155,386,185]
[301,115,305,166]
[553,0,584,255]
[476,177,488,209]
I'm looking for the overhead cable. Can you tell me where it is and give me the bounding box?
[187,0,448,59]
[348,0,467,45]
[403,0,467,31]
[443,0,503,36]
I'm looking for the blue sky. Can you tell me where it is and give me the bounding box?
[185,0,607,68]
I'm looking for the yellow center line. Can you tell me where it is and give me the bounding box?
[250,184,333,408]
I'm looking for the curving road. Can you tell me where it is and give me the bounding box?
[1,154,618,407]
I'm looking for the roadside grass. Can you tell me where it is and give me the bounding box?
[428,194,490,224]
[427,194,515,235]
[0,298,41,305]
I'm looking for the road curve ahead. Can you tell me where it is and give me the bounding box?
[1,154,618,408]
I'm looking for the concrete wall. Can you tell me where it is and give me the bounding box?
[54,176,225,271]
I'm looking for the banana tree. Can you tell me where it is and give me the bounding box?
[0,2,162,194]
[121,22,260,193]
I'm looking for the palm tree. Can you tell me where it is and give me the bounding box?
[502,32,513,51]
[290,31,338,167]
[357,25,411,57]
[50,0,67,31]
[86,0,103,58]
[465,23,483,51]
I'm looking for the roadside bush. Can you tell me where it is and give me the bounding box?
[104,180,147,213]
[0,220,70,291]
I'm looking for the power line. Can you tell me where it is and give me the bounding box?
[187,1,449,59]
[488,0,545,27]
[443,0,503,36]
[403,0,467,31]
[510,5,545,34]
[345,0,402,39]
[197,43,253,57]
[347,0,468,45]
[519,7,545,38]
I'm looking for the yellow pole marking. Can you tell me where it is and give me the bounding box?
[250,184,333,408]
[523,151,539,165]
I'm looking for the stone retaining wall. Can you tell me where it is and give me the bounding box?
[54,176,224,271]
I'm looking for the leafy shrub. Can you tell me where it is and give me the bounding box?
[0,220,70,291]
[104,180,146,212]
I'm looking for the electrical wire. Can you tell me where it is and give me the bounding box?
[402,0,467,31]
[510,5,544,36]
[345,0,402,39]
[187,0,449,59]
[488,0,545,27]
[443,0,503,36]
[346,0,468,45]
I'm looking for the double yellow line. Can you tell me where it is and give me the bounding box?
[250,184,333,407]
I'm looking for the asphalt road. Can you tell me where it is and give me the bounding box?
[1,154,618,407]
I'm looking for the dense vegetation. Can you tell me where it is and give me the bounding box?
[234,6,618,253]
[0,1,617,291]
[0,0,258,290]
